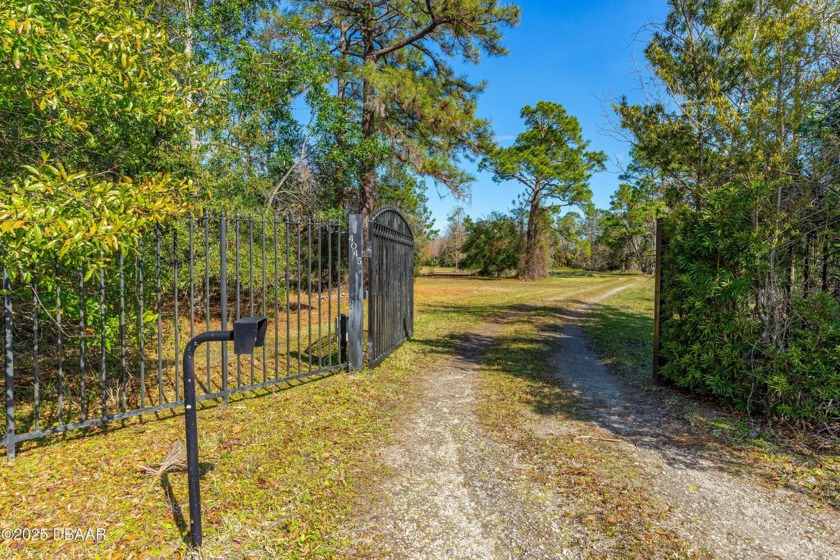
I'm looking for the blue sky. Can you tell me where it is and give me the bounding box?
[426,0,670,231]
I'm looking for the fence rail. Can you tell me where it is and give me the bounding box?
[2,212,349,458]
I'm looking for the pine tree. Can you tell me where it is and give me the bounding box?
[297,0,520,226]
[481,102,605,279]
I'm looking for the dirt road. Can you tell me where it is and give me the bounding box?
[552,292,839,560]
[344,279,840,559]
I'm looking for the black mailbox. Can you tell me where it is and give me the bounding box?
[233,316,267,355]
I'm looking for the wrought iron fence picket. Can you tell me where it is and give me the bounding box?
[0,209,418,457]
[1,212,352,457]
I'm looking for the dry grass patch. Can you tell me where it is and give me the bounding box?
[0,273,627,559]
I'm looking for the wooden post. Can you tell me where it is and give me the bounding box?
[653,217,664,382]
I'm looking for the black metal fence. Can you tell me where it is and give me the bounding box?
[2,212,349,458]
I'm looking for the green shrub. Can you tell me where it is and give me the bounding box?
[660,182,840,424]
[462,212,520,276]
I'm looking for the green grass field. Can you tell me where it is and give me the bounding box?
[1,271,833,559]
[581,277,657,382]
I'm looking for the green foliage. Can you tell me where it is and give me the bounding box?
[552,211,589,268]
[0,157,191,277]
[375,163,437,274]
[1,0,213,177]
[616,0,838,207]
[767,293,840,421]
[0,0,214,276]
[484,102,604,212]
[619,0,840,424]
[462,212,520,275]
[660,183,839,423]
[598,179,662,272]
[375,163,435,238]
[297,0,520,217]
[197,8,340,212]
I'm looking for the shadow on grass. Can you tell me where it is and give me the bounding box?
[416,302,515,328]
[430,296,824,498]
[582,300,655,381]
[159,461,214,545]
[160,472,189,543]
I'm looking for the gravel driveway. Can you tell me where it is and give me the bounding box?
[343,280,840,559]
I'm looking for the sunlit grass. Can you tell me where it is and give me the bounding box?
[0,272,628,559]
[475,277,702,558]
[581,278,656,382]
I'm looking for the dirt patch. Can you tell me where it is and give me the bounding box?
[346,320,578,558]
[341,277,839,559]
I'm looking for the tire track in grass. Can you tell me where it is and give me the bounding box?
[475,278,700,559]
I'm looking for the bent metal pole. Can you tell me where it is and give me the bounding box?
[182,329,234,549]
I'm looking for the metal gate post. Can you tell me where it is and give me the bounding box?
[4,267,14,460]
[347,215,364,371]
[183,317,266,550]
[220,215,228,403]
[339,314,348,364]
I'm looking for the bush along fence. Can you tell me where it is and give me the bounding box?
[1,211,385,459]
[653,197,840,425]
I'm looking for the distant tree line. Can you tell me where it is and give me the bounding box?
[422,186,660,276]
[421,99,661,279]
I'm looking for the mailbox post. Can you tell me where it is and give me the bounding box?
[182,316,267,549]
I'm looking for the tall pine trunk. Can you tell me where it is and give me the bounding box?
[361,77,375,232]
[184,0,197,151]
[518,191,547,280]
[359,7,376,237]
[333,25,350,210]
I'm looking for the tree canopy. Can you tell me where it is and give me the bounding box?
[297,0,520,223]
[616,0,840,422]
[0,0,215,275]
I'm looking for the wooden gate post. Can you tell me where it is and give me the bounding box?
[348,215,364,372]
[653,217,664,383]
